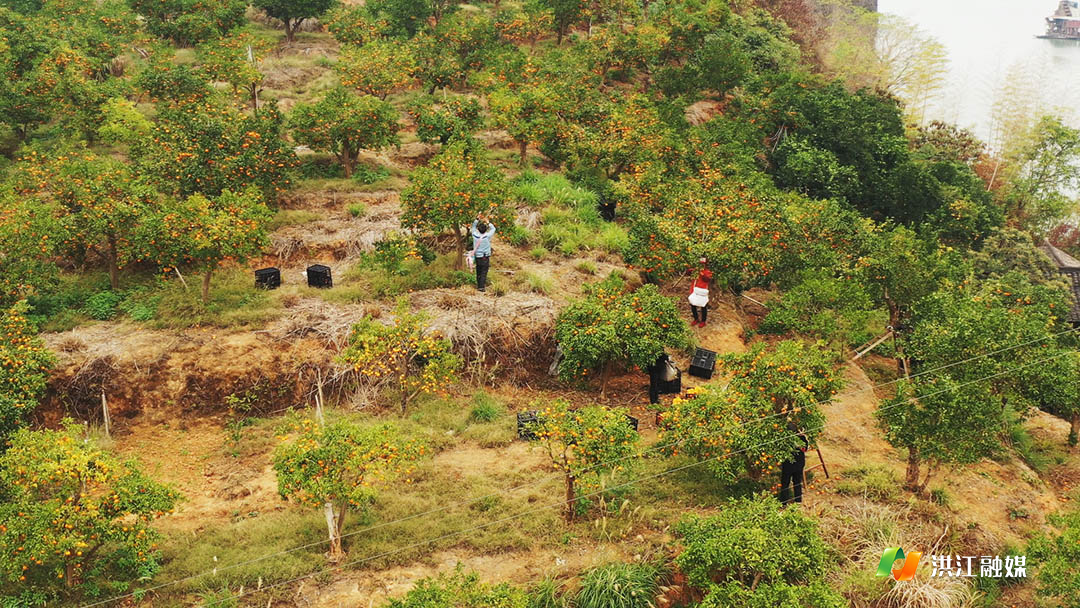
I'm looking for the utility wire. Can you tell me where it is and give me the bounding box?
[82,346,1076,608]
[79,326,1078,606]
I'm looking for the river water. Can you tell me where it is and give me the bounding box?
[878,0,1080,146]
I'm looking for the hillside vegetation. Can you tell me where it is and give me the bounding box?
[4,0,1080,607]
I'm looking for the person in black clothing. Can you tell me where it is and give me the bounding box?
[647,353,670,405]
[779,426,810,505]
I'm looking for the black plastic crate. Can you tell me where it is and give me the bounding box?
[626,414,639,431]
[689,347,717,379]
[517,411,540,440]
[307,264,332,288]
[255,267,281,290]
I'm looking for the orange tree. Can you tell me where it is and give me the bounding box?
[141,189,271,303]
[554,275,690,393]
[487,84,561,166]
[338,302,462,415]
[272,418,424,558]
[133,101,296,202]
[0,301,53,448]
[195,28,270,107]
[11,149,157,290]
[253,0,335,42]
[337,40,417,100]
[127,0,247,46]
[526,400,639,522]
[406,94,482,146]
[290,87,400,178]
[400,141,513,267]
[0,190,60,307]
[0,421,179,604]
[624,159,789,290]
[658,340,842,482]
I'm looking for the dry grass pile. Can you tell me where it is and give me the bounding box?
[268,297,369,349]
[410,289,558,375]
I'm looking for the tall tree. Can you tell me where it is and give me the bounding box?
[1004,115,1080,234]
[876,273,1068,493]
[254,0,335,42]
[291,87,400,177]
[144,189,271,303]
[12,151,156,290]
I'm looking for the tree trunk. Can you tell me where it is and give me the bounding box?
[107,241,119,290]
[905,446,920,491]
[285,19,296,43]
[518,140,528,166]
[341,146,354,178]
[249,81,258,111]
[599,361,613,398]
[202,269,212,304]
[557,28,564,45]
[1070,414,1080,447]
[324,501,344,558]
[455,224,466,269]
[564,474,576,523]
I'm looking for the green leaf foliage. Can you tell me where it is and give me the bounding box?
[291,87,400,178]
[554,276,689,384]
[384,567,529,608]
[675,496,843,608]
[0,421,180,603]
[659,340,842,482]
[0,301,53,447]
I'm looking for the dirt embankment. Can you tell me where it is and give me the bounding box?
[39,323,334,430]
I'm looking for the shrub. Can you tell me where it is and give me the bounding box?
[575,562,663,608]
[83,290,124,320]
[469,392,503,423]
[676,496,844,608]
[759,271,876,357]
[339,301,462,414]
[387,567,529,608]
[348,202,368,218]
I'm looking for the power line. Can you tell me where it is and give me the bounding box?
[130,349,1078,608]
[78,326,1078,607]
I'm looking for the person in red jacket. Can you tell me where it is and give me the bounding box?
[687,269,711,327]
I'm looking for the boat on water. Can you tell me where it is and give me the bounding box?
[1039,0,1080,39]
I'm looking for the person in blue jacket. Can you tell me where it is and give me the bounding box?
[471,215,496,292]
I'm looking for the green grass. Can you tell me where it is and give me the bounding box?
[468,392,504,423]
[323,254,472,303]
[834,464,901,501]
[348,202,367,218]
[510,172,629,258]
[150,268,280,329]
[266,209,320,232]
[575,260,598,275]
[518,269,556,295]
[575,562,664,608]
